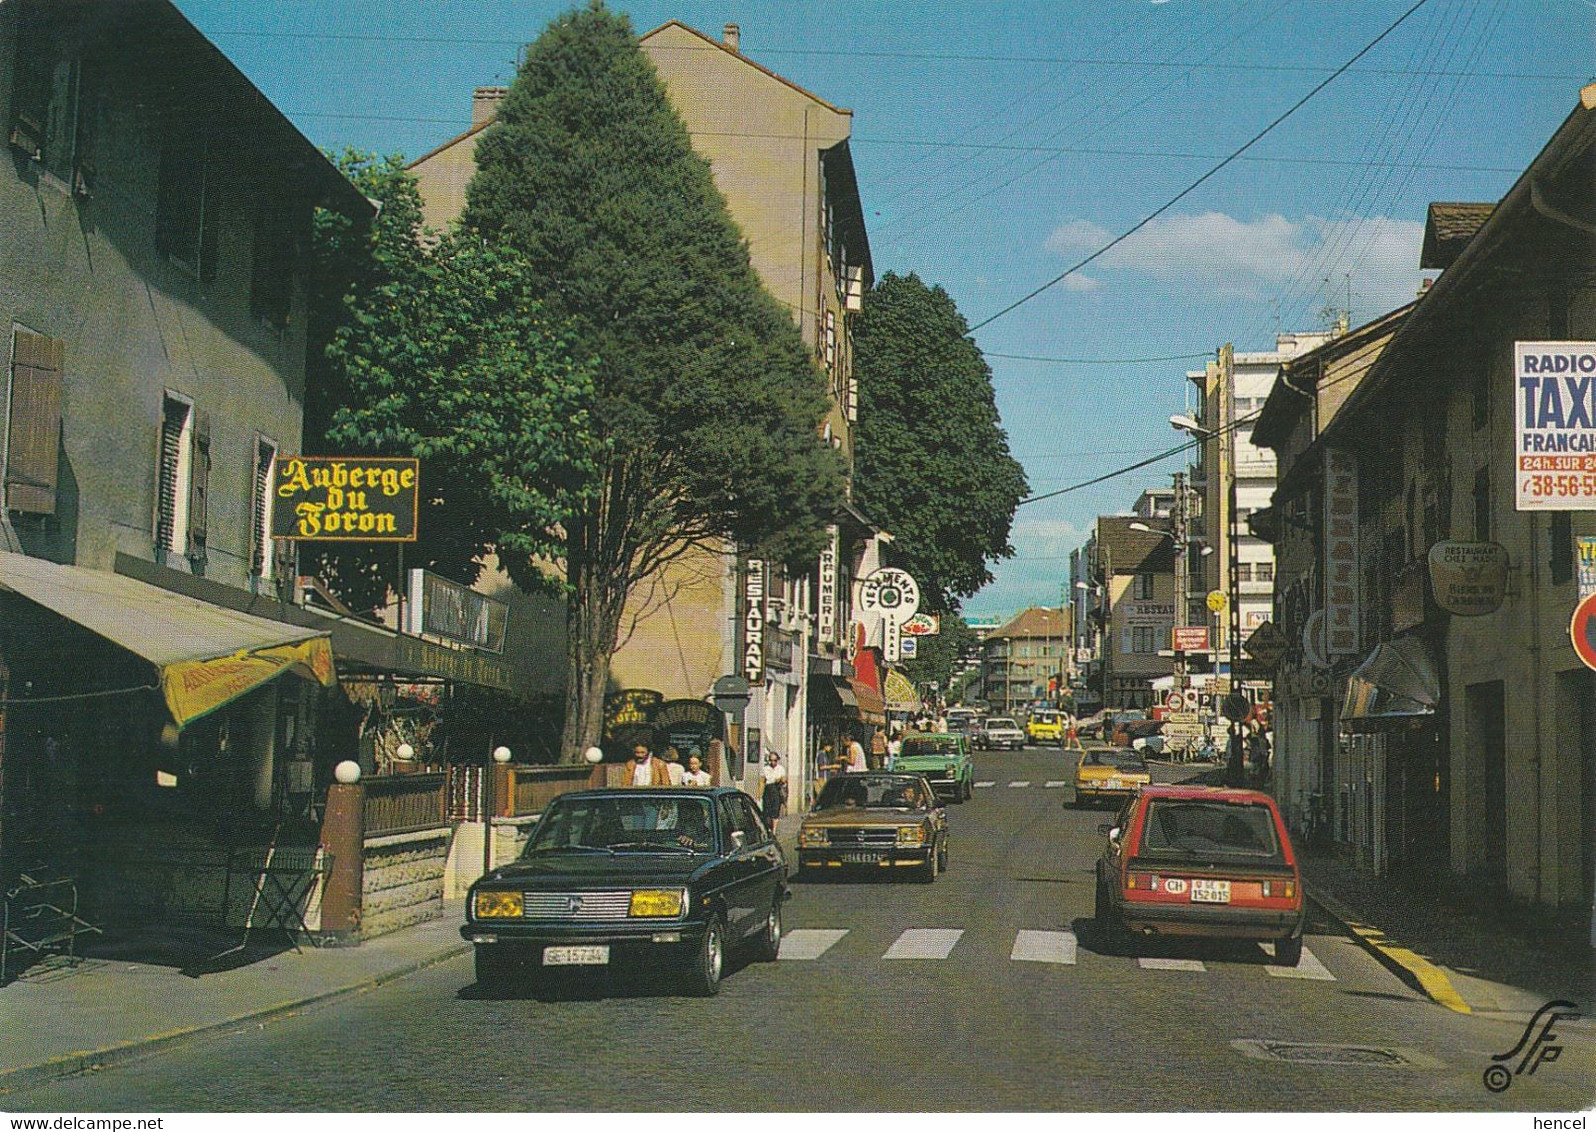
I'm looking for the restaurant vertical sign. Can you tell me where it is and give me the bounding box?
[1323,446,1359,658]
[741,558,767,686]
[272,456,420,541]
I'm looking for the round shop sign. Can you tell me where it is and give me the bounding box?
[858,568,921,617]
[1206,590,1227,613]
[1427,541,1507,617]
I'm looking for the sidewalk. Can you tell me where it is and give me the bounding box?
[0,900,470,1092]
[1,818,808,1092]
[1300,851,1595,1020]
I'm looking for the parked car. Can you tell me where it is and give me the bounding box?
[1124,718,1167,756]
[461,787,787,996]
[945,707,979,733]
[889,732,975,801]
[976,716,1026,751]
[1026,709,1064,746]
[1094,784,1306,966]
[796,772,949,882]
[1072,748,1152,807]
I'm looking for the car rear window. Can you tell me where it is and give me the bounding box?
[1137,800,1281,859]
[986,718,1018,729]
[901,738,956,757]
[1082,752,1147,772]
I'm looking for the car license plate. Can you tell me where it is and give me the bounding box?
[543,945,610,966]
[1105,778,1122,789]
[1191,879,1231,904]
[842,851,883,864]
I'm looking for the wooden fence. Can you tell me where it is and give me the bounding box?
[364,773,447,837]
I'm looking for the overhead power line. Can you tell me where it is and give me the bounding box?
[987,351,1212,365]
[967,0,1435,334]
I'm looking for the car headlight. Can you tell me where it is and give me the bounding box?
[799,827,830,848]
[897,825,926,847]
[629,888,686,917]
[474,890,523,919]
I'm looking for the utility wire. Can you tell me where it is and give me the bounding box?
[987,351,1212,365]
[967,0,1434,334]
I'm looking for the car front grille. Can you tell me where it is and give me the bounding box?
[522,890,635,921]
[827,828,897,846]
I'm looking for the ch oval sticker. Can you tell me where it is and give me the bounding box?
[1163,878,1189,895]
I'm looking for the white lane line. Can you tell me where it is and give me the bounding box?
[778,929,849,960]
[1263,943,1336,980]
[1011,930,1078,964]
[1008,780,1032,788]
[883,928,964,960]
[1044,780,1067,788]
[975,781,996,788]
[1138,957,1207,971]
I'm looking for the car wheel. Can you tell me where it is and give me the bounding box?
[963,777,973,802]
[938,838,949,872]
[685,915,725,996]
[474,946,517,990]
[1095,878,1128,950]
[1272,933,1303,967]
[753,898,783,962]
[918,847,940,884]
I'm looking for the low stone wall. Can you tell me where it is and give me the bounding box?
[361,826,451,939]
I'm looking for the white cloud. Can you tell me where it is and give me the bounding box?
[1063,273,1101,292]
[1044,210,1426,313]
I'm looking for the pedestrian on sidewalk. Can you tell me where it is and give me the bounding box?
[1247,725,1272,788]
[627,742,672,787]
[869,727,888,769]
[759,750,788,823]
[1224,724,1248,788]
[845,732,868,773]
[681,753,712,787]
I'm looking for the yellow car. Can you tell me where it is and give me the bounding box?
[1026,709,1063,746]
[1072,749,1152,807]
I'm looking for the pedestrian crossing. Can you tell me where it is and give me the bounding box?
[975,780,1077,789]
[779,927,1335,980]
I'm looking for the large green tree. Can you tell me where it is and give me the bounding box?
[901,613,977,699]
[854,272,1029,613]
[306,151,599,613]
[461,3,848,760]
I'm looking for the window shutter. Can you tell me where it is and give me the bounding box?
[187,411,211,565]
[155,398,188,552]
[6,330,63,515]
[251,438,275,577]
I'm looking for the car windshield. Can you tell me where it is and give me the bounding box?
[1032,712,1057,723]
[815,775,931,811]
[1081,752,1148,772]
[900,738,956,757]
[987,718,1018,729]
[525,795,716,854]
[1138,800,1281,859]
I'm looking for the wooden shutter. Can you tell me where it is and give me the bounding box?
[187,411,210,564]
[155,397,188,552]
[6,330,63,514]
[250,438,275,577]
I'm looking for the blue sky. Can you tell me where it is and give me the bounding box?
[176,0,1596,618]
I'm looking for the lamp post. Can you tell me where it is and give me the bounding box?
[1075,580,1104,712]
[483,744,512,878]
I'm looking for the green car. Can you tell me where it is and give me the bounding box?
[888,732,975,803]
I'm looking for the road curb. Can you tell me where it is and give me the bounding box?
[0,941,473,1093]
[1308,887,1472,1014]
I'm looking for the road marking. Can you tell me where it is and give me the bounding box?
[1263,943,1336,980]
[1011,930,1077,964]
[778,929,849,960]
[975,781,996,788]
[1138,957,1207,971]
[883,928,964,959]
[1008,780,1031,788]
[1044,780,1067,788]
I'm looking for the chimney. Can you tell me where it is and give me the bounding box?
[723,23,740,52]
[1418,277,1435,299]
[472,87,508,128]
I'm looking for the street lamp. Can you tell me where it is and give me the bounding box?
[484,744,513,878]
[1172,403,1239,688]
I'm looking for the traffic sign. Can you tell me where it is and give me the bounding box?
[899,636,918,659]
[1165,691,1183,711]
[1206,590,1227,613]
[1570,591,1596,672]
[1221,691,1252,723]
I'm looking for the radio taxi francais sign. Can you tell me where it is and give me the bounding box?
[272,456,419,541]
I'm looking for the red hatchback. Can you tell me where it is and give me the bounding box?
[1094,784,1306,965]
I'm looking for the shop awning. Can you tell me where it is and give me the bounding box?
[848,676,887,726]
[883,668,922,714]
[809,675,858,717]
[0,552,336,728]
[1340,636,1439,733]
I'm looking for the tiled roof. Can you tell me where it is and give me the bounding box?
[1420,202,1495,270]
[989,605,1069,640]
[1095,517,1175,575]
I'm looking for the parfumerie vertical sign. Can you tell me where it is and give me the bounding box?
[816,526,838,647]
[1515,341,1596,510]
[272,456,419,541]
[742,558,767,686]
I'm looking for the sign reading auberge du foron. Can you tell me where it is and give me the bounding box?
[272,455,420,541]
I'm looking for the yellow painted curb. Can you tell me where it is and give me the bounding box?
[1343,918,1472,1014]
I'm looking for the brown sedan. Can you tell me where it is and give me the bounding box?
[797,772,950,883]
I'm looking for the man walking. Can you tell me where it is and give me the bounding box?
[627,742,673,787]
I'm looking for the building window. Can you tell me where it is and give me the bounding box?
[1130,626,1157,655]
[1257,562,1274,583]
[155,395,201,559]
[1473,467,1491,543]
[157,131,220,281]
[251,191,299,328]
[1235,562,1253,583]
[1133,573,1154,600]
[251,437,278,580]
[7,12,99,194]
[5,328,63,515]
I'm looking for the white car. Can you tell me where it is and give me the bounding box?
[978,717,1026,750]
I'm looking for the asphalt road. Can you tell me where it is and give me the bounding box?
[11,746,1595,1112]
